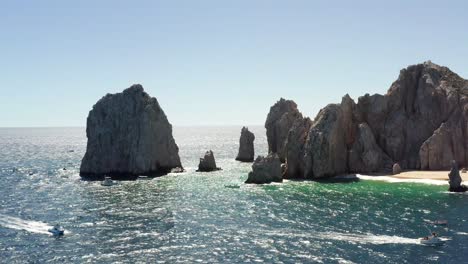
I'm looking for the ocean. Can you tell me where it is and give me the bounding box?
[0,127,467,263]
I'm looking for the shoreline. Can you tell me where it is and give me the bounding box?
[355,170,468,186]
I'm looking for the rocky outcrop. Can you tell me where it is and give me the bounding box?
[392,163,402,175]
[348,123,393,173]
[235,127,255,162]
[284,117,312,178]
[448,160,467,192]
[268,61,468,179]
[80,85,182,180]
[420,119,465,170]
[197,150,221,172]
[265,98,303,162]
[245,153,282,184]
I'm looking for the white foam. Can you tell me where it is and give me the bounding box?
[0,214,53,235]
[265,230,420,245]
[356,175,450,186]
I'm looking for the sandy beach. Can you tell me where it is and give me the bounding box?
[392,170,468,181]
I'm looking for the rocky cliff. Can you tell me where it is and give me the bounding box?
[80,84,182,179]
[236,127,255,162]
[266,61,468,179]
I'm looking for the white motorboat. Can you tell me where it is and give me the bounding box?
[48,224,65,236]
[101,176,114,186]
[420,233,445,246]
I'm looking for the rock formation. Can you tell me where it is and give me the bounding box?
[392,163,402,175]
[235,127,255,162]
[80,84,182,180]
[245,153,282,184]
[197,150,221,172]
[265,98,303,162]
[266,61,468,179]
[448,160,467,192]
[284,117,312,178]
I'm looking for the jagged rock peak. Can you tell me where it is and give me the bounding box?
[236,127,255,162]
[265,98,303,162]
[197,150,221,172]
[80,84,182,180]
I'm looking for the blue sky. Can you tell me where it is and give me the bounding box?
[1,0,467,127]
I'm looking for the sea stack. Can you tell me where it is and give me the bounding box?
[448,160,467,192]
[265,98,303,162]
[80,84,182,180]
[235,127,255,162]
[197,150,221,172]
[266,61,468,179]
[245,153,282,184]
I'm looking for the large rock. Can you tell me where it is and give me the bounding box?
[448,160,467,192]
[348,123,393,173]
[265,98,303,162]
[272,61,468,179]
[245,153,282,184]
[420,119,465,170]
[235,127,255,162]
[284,117,312,178]
[197,150,221,172]
[392,163,402,175]
[80,85,182,179]
[304,95,358,178]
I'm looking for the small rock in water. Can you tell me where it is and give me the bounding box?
[235,127,255,162]
[448,160,467,192]
[197,150,221,172]
[245,153,283,184]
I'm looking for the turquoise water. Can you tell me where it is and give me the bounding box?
[0,127,467,263]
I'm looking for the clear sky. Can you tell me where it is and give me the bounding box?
[1,0,467,127]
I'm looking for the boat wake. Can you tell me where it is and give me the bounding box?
[0,214,53,235]
[266,230,420,245]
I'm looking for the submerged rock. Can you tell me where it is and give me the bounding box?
[197,150,221,172]
[80,84,182,180]
[235,127,255,162]
[245,153,282,184]
[448,160,467,192]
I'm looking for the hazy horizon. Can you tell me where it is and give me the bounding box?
[1,0,467,127]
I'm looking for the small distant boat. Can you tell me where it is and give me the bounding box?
[420,232,445,246]
[137,176,150,180]
[431,220,448,226]
[101,176,114,186]
[48,224,65,236]
[224,184,240,189]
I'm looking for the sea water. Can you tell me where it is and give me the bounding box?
[0,127,467,263]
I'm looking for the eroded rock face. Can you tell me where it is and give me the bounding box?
[448,160,467,192]
[80,85,182,179]
[245,153,282,184]
[392,163,402,175]
[236,127,255,162]
[284,117,312,178]
[265,98,303,162]
[268,61,468,179]
[197,150,220,172]
[348,123,393,173]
